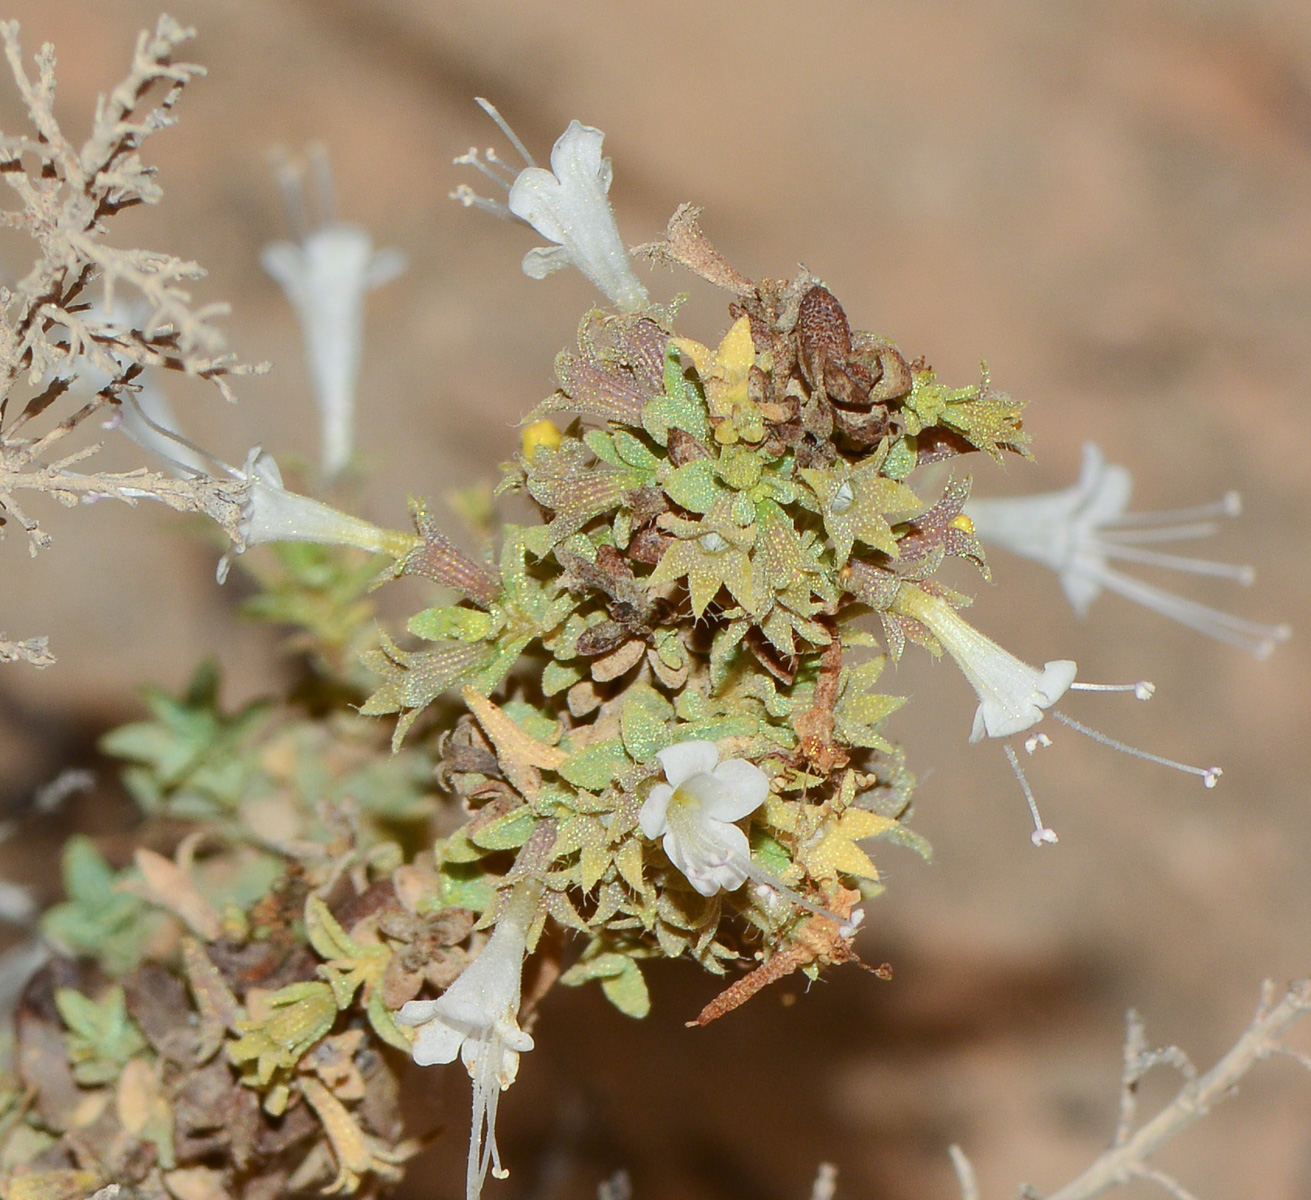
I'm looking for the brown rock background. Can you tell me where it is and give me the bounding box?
[2,2,1310,1197]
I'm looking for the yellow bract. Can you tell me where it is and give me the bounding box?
[672,316,764,444]
[805,808,896,881]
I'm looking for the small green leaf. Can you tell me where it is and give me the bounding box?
[435,860,497,913]
[469,807,538,851]
[749,828,791,878]
[601,958,651,1018]
[583,429,624,465]
[612,431,660,472]
[664,459,724,514]
[408,606,497,642]
[620,687,673,762]
[542,660,584,696]
[560,950,651,1019]
[366,990,414,1052]
[559,739,632,791]
[642,347,712,445]
[227,981,337,1090]
[500,701,562,744]
[715,445,762,491]
[56,986,147,1086]
[883,438,917,480]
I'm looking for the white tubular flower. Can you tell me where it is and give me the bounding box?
[395,880,542,1200]
[218,448,417,581]
[103,381,418,581]
[452,99,649,313]
[639,740,770,897]
[262,223,404,478]
[507,122,648,311]
[894,584,1076,744]
[965,442,1290,658]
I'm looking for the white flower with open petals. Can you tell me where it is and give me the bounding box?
[893,584,1076,743]
[506,121,648,312]
[452,100,649,313]
[639,741,770,897]
[396,881,540,1200]
[965,442,1290,658]
[262,223,404,478]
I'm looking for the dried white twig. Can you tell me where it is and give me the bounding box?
[0,16,268,643]
[1112,1009,1194,1147]
[0,633,53,666]
[1033,979,1311,1200]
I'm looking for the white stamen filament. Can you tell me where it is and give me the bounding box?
[1053,711,1222,787]
[1070,679,1155,700]
[1106,492,1241,526]
[475,97,537,169]
[454,151,517,191]
[449,99,538,211]
[1096,540,1256,583]
[1091,563,1289,658]
[1004,743,1058,846]
[451,183,513,218]
[1096,520,1222,543]
[965,444,1287,657]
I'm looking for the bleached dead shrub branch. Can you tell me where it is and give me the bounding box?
[949,978,1311,1200]
[0,14,264,655]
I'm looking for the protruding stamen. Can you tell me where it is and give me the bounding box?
[309,142,335,223]
[449,183,513,218]
[474,97,537,168]
[1097,520,1222,544]
[1052,711,1222,787]
[1097,541,1256,584]
[481,147,524,181]
[1070,679,1155,700]
[1093,565,1291,658]
[1107,492,1241,527]
[1004,743,1058,846]
[1024,732,1052,754]
[120,392,225,478]
[966,446,1284,658]
[452,150,515,192]
[271,149,310,242]
[749,869,850,930]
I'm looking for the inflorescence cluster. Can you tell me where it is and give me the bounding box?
[0,30,1288,1200]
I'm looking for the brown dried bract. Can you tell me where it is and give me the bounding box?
[688,896,884,1027]
[632,204,755,295]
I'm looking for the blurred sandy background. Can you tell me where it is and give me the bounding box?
[2,1,1311,1197]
